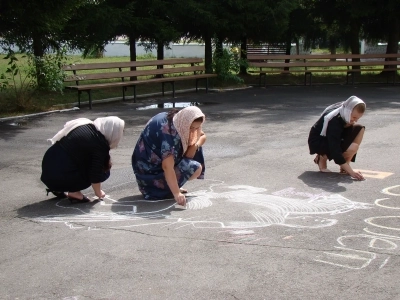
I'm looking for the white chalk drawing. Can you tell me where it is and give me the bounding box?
[34,181,371,232]
[315,247,378,270]
[381,185,400,196]
[315,184,400,270]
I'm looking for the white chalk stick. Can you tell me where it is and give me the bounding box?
[175,204,187,209]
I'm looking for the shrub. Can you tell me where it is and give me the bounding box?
[212,47,247,84]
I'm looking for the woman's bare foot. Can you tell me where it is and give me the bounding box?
[317,155,331,172]
[66,191,84,199]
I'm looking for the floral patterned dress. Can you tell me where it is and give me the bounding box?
[132,112,205,200]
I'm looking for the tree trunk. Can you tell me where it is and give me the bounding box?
[128,33,137,81]
[385,18,400,71]
[349,20,361,70]
[284,34,291,71]
[156,41,164,78]
[215,36,224,58]
[329,38,337,61]
[294,37,300,55]
[32,35,45,88]
[204,32,213,74]
[239,36,247,75]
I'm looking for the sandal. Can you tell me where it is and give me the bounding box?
[180,188,188,194]
[313,154,332,173]
[46,189,66,199]
[67,194,91,204]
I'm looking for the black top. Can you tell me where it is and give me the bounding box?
[58,124,110,183]
[308,112,347,165]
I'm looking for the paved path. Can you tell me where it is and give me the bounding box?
[1,85,399,299]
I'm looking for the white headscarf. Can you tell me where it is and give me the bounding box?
[93,116,125,149]
[48,116,125,149]
[173,106,205,154]
[320,96,365,136]
[48,118,93,144]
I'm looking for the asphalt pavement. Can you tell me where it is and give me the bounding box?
[1,84,400,300]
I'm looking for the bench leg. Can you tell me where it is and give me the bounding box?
[205,78,209,93]
[122,86,126,101]
[390,71,396,85]
[88,90,92,109]
[172,82,175,98]
[259,74,266,87]
[196,79,199,92]
[162,82,165,96]
[305,72,312,86]
[78,91,81,108]
[133,86,136,103]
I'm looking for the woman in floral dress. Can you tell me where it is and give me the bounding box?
[132,106,206,206]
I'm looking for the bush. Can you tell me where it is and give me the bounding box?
[0,48,69,112]
[30,47,69,94]
[212,47,247,84]
[0,51,36,110]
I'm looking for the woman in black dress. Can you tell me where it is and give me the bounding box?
[41,116,125,202]
[308,96,366,180]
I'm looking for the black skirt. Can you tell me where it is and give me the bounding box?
[41,143,109,192]
[310,124,365,162]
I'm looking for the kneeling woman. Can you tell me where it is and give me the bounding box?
[308,95,366,180]
[132,106,206,206]
[41,116,125,202]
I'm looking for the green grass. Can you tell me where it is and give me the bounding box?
[0,53,398,117]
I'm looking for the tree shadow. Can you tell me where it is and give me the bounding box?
[298,171,355,193]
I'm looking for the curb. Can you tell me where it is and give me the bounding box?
[0,86,252,122]
[0,107,80,123]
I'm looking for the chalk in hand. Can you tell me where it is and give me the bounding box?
[175,204,187,209]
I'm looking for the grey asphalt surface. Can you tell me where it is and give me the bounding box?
[1,84,400,300]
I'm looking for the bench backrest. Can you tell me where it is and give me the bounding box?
[247,44,286,55]
[248,53,400,62]
[63,58,205,83]
[248,53,400,70]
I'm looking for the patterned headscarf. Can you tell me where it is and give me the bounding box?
[173,106,205,154]
[48,116,125,149]
[320,95,365,136]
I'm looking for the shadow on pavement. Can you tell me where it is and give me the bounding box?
[17,194,180,225]
[110,195,183,216]
[298,170,355,193]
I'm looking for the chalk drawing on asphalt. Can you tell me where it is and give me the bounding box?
[315,184,400,270]
[33,180,371,231]
[353,169,393,179]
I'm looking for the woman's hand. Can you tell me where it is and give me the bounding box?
[184,144,198,159]
[341,163,365,181]
[174,192,186,206]
[350,170,365,181]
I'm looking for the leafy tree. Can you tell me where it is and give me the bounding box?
[362,0,400,55]
[0,0,85,86]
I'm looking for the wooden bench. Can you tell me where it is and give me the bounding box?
[247,43,286,55]
[247,53,400,87]
[63,58,217,109]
